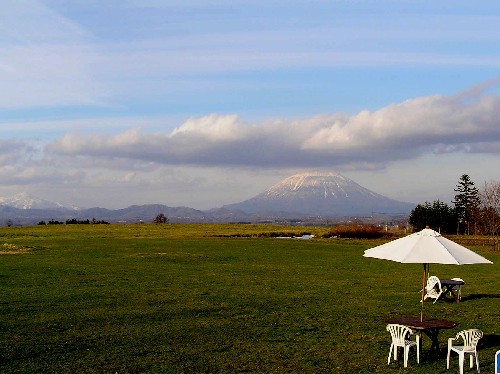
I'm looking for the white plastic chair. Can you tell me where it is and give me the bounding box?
[386,324,420,368]
[423,275,444,303]
[446,329,483,374]
[451,277,464,301]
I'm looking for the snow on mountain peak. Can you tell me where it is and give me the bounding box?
[0,192,79,210]
[266,172,354,197]
[223,170,414,216]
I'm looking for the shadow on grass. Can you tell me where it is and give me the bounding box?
[480,334,500,349]
[461,293,500,301]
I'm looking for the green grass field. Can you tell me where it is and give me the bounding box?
[0,224,498,373]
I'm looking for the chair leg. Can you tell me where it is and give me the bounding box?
[416,335,420,364]
[404,346,408,368]
[469,353,473,369]
[458,352,464,374]
[475,352,480,373]
[447,346,451,369]
[387,345,392,365]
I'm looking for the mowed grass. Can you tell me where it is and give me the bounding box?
[0,224,498,373]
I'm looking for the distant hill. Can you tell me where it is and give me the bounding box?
[0,204,210,226]
[223,172,413,217]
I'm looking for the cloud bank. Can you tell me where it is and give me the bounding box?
[47,80,500,170]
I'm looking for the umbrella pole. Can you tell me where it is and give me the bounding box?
[420,264,427,322]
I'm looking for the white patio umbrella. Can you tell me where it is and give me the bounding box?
[363,228,492,321]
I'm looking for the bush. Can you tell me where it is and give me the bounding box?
[153,213,169,224]
[327,224,388,239]
[48,219,64,225]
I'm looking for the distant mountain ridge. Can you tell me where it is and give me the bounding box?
[0,172,413,225]
[0,203,210,226]
[223,172,413,216]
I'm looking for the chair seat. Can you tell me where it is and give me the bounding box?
[450,346,475,353]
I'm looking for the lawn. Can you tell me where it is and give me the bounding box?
[0,224,498,373]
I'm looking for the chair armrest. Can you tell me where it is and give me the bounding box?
[448,337,457,348]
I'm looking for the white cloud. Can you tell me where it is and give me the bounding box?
[45,80,500,169]
[171,114,250,142]
[301,94,500,152]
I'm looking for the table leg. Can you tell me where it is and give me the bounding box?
[449,290,460,303]
[423,329,441,356]
[444,286,461,303]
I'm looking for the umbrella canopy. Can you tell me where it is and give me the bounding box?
[364,228,492,321]
[364,228,493,265]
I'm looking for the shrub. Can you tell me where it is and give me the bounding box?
[327,224,388,239]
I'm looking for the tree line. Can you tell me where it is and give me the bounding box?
[34,213,170,226]
[38,218,110,225]
[409,174,500,249]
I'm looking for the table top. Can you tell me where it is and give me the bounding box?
[385,317,458,330]
[440,279,465,286]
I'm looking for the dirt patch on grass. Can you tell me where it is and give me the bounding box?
[0,243,34,255]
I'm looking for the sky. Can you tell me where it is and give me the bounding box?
[1,0,499,210]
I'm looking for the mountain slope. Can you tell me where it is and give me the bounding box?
[223,172,413,216]
[0,192,78,210]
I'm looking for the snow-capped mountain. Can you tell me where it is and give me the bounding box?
[0,192,79,210]
[0,174,414,225]
[223,171,413,216]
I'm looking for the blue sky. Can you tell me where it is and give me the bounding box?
[0,0,499,210]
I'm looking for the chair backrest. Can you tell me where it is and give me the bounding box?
[386,324,413,344]
[426,275,441,291]
[456,329,483,350]
[451,277,464,283]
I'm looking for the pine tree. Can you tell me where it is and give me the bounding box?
[409,200,456,234]
[453,174,480,234]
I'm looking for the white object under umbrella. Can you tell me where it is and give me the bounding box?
[364,228,492,320]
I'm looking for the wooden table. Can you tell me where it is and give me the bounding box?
[439,279,465,303]
[386,317,458,356]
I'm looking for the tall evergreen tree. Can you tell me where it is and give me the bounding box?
[453,174,480,234]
